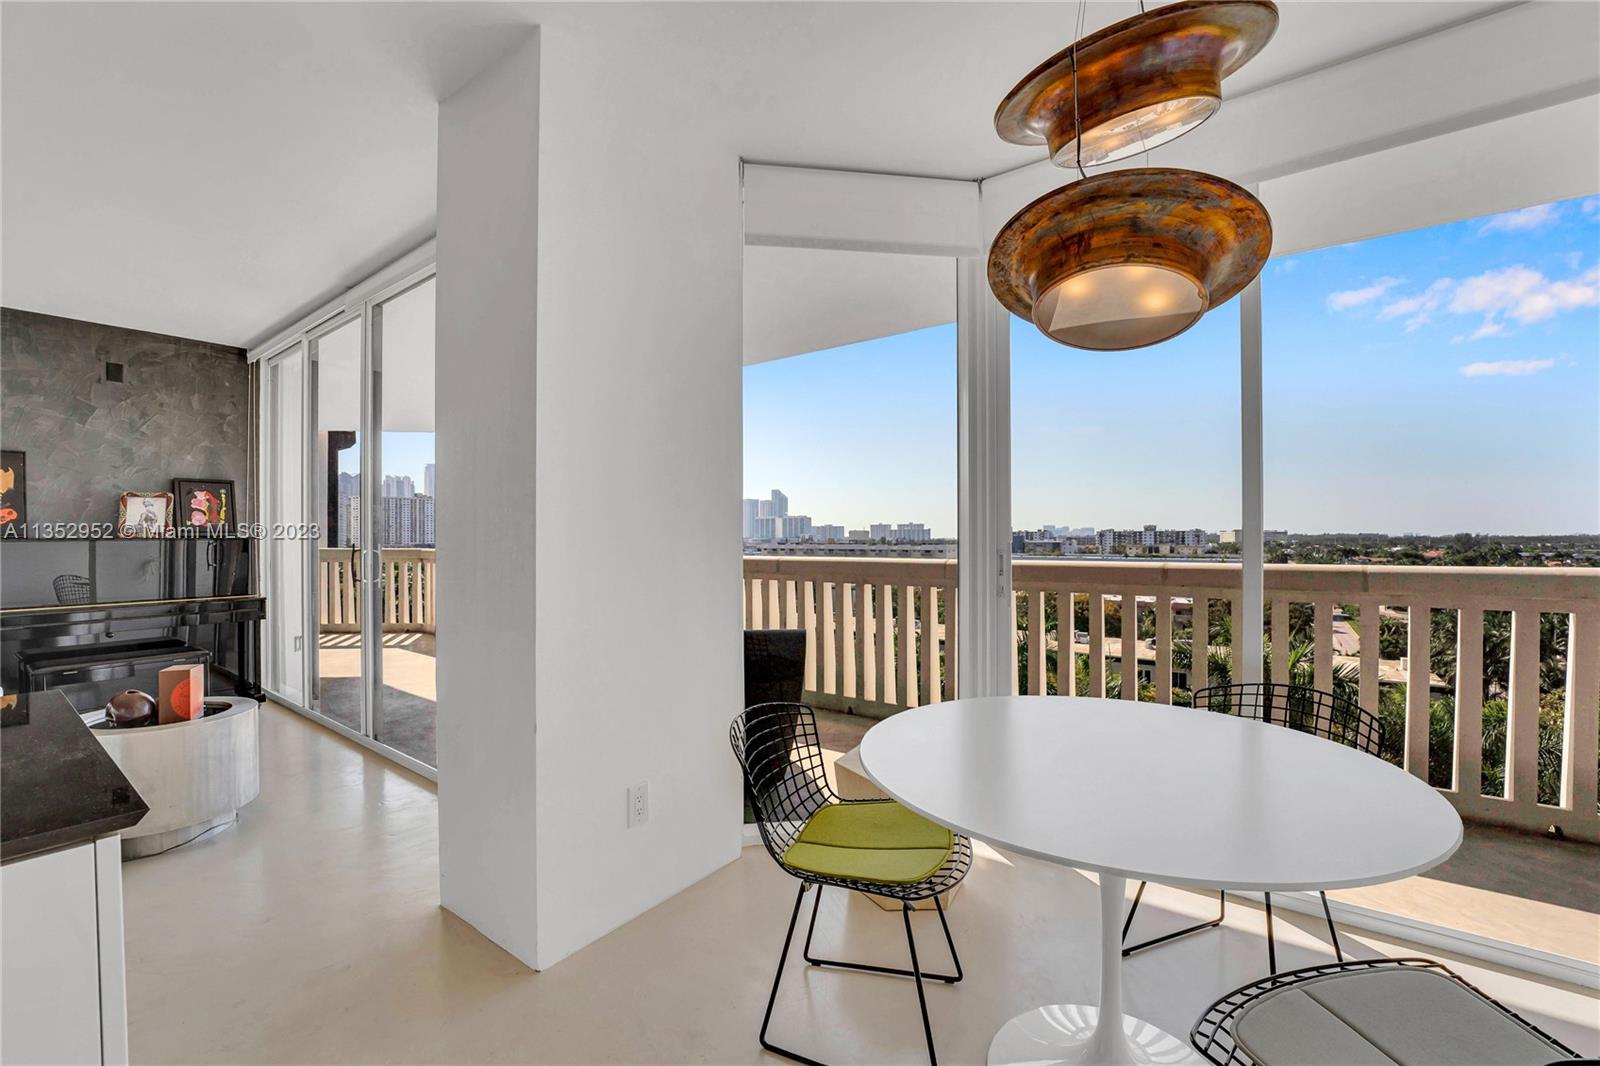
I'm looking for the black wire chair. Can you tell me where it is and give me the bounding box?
[1191,957,1579,1065]
[53,574,92,605]
[1123,682,1390,974]
[731,702,972,1066]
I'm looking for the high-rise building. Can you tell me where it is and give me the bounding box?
[769,489,787,519]
[381,495,436,547]
[382,474,416,498]
[751,515,778,541]
[869,523,893,541]
[780,515,812,541]
[338,495,360,548]
[424,463,436,499]
[893,523,929,543]
[742,498,761,539]
[814,524,845,542]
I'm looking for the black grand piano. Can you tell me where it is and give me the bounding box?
[0,536,264,714]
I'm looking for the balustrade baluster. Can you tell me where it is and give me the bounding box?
[1405,604,1432,780]
[1455,605,1484,798]
[1563,608,1600,819]
[1089,592,1106,697]
[1121,591,1139,700]
[1155,594,1172,704]
[1270,596,1290,685]
[1315,598,1334,693]
[1027,588,1044,696]
[878,583,894,706]
[1357,599,1380,717]
[1507,605,1542,804]
[901,585,917,708]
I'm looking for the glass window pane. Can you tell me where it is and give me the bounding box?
[742,247,957,778]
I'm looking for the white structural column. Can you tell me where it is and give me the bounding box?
[957,256,1012,698]
[435,32,542,967]
[1237,273,1265,685]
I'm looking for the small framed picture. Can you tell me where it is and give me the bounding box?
[173,478,234,532]
[118,491,174,538]
[0,450,26,537]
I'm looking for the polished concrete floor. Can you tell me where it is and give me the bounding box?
[121,702,1600,1064]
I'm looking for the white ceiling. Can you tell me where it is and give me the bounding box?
[744,248,956,365]
[315,276,436,433]
[1,1,1514,349]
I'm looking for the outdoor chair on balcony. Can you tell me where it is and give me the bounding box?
[1191,957,1580,1065]
[1123,682,1391,974]
[730,701,971,1066]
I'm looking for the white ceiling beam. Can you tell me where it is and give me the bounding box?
[1264,94,1600,258]
[743,163,982,258]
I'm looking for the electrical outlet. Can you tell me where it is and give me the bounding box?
[627,781,649,828]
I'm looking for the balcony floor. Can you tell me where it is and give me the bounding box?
[317,632,437,766]
[815,708,1600,969]
[121,701,1598,1064]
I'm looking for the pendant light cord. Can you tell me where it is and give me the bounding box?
[1071,0,1087,180]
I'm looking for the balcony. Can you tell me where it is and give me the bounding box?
[316,548,437,764]
[743,554,1600,969]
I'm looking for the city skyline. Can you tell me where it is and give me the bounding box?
[745,194,1599,536]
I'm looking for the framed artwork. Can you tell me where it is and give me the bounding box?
[0,450,25,536]
[118,491,174,538]
[173,478,234,531]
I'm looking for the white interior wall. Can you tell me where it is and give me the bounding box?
[435,32,542,968]
[530,20,744,968]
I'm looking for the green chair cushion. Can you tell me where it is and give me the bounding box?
[781,801,954,885]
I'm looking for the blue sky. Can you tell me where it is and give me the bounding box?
[745,194,1599,537]
[337,432,436,489]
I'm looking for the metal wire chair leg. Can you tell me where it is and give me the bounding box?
[801,885,961,983]
[1319,890,1344,961]
[902,902,938,1066]
[1122,881,1228,958]
[1263,891,1278,975]
[758,877,825,1062]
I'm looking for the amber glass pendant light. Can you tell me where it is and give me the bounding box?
[995,0,1279,169]
[988,1,1276,351]
[989,168,1271,350]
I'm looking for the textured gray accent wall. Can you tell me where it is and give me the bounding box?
[1,308,252,526]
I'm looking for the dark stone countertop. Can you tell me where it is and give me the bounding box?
[1,689,148,864]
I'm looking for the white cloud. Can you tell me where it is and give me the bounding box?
[1450,264,1599,327]
[1380,278,1454,332]
[1458,358,1554,377]
[1327,276,1401,311]
[1478,203,1561,234]
[1377,263,1597,339]
[1455,321,1505,343]
[1581,197,1600,219]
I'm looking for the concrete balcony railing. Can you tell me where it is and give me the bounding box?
[743,555,1600,842]
[318,547,437,634]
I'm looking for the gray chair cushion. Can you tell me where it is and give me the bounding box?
[1234,967,1570,1066]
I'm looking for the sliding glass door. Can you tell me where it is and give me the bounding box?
[309,314,367,734]
[260,263,438,773]
[262,342,307,706]
[368,275,437,766]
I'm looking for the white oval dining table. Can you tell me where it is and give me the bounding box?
[857,695,1464,1066]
